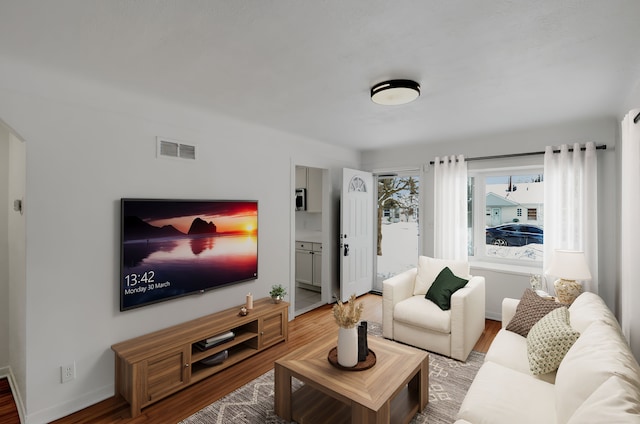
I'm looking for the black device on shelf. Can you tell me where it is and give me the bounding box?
[200,350,229,366]
[195,331,236,351]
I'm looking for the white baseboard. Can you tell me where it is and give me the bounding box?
[486,311,501,321]
[0,366,26,424]
[0,366,115,424]
[24,384,113,424]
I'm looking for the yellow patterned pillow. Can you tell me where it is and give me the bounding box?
[527,307,580,375]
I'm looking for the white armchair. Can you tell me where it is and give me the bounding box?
[382,256,486,361]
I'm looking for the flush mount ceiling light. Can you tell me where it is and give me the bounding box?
[370,79,420,105]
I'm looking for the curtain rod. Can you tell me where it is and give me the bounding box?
[429,144,607,165]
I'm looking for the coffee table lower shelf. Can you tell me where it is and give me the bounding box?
[291,383,421,424]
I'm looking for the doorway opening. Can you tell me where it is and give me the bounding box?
[374,172,420,293]
[294,165,326,316]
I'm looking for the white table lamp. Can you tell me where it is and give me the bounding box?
[546,250,592,304]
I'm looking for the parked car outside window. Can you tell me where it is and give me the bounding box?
[485,223,543,247]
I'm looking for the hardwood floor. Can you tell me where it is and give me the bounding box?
[2,294,500,424]
[0,378,20,424]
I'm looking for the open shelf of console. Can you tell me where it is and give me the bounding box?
[111,297,288,417]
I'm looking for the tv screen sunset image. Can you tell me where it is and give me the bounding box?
[120,199,258,310]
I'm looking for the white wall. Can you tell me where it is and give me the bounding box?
[0,59,359,423]
[8,128,26,423]
[362,117,619,321]
[0,119,27,422]
[0,123,9,368]
[620,77,640,118]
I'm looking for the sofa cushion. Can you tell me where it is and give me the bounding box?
[413,256,469,296]
[485,328,556,384]
[393,296,451,333]
[566,375,640,424]
[506,288,563,337]
[457,361,557,424]
[568,291,620,333]
[425,267,469,310]
[555,320,640,424]
[526,307,579,375]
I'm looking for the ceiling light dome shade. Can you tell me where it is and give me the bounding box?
[371,79,420,105]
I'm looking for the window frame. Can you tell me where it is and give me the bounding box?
[468,165,544,267]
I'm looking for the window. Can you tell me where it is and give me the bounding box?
[468,169,544,263]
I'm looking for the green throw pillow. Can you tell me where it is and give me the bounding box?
[527,307,580,375]
[425,267,469,310]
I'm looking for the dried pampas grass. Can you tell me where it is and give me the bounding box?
[332,294,363,328]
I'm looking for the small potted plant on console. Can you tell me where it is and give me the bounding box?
[269,284,287,303]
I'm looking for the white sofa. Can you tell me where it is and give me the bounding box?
[456,291,640,424]
[382,256,486,362]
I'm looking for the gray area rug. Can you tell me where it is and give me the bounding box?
[180,323,483,424]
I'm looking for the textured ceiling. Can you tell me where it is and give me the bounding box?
[0,1,639,150]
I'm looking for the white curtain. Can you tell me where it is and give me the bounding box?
[620,109,640,345]
[433,154,468,260]
[543,142,598,294]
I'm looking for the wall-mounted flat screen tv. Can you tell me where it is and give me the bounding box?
[120,199,258,311]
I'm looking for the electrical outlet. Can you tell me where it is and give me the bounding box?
[60,362,75,383]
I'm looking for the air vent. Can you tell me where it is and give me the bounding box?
[157,137,197,160]
[178,143,196,160]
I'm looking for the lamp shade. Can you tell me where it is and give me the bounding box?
[546,250,592,280]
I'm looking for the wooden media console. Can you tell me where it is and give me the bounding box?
[111,297,289,417]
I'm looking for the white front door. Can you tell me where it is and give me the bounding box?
[491,208,501,226]
[340,168,374,302]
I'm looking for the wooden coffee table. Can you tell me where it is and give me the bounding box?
[274,336,429,424]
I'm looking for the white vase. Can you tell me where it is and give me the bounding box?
[337,326,358,367]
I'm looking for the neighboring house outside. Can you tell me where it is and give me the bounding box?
[486,193,519,226]
[383,205,401,223]
[485,181,544,227]
[382,205,418,223]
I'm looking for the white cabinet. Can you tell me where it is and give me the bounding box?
[306,167,322,213]
[295,166,322,213]
[295,243,313,286]
[295,167,308,189]
[312,247,322,287]
[295,241,322,290]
